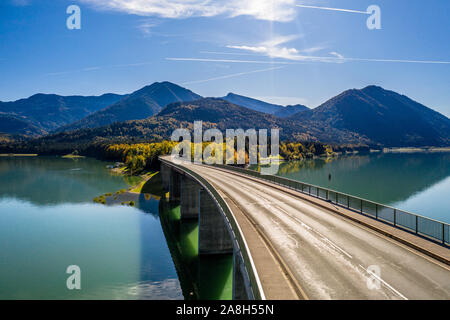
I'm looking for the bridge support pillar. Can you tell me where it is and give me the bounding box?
[233,252,250,300]
[160,163,171,191]
[169,170,181,201]
[198,189,233,255]
[180,176,201,219]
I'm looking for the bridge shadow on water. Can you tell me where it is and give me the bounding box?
[158,200,233,300]
[136,173,233,300]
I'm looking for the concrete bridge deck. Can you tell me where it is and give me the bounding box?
[161,158,450,300]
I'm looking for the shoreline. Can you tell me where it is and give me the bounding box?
[383,147,450,153]
[94,167,164,206]
[62,154,86,159]
[0,153,38,157]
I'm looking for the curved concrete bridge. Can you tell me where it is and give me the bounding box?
[159,156,450,300]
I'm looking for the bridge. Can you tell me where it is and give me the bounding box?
[159,156,450,300]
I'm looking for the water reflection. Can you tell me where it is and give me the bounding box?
[0,199,183,299]
[268,152,450,222]
[0,156,139,205]
[0,157,181,300]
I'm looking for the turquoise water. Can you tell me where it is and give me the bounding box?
[0,156,232,300]
[159,202,232,300]
[0,156,182,299]
[4,153,442,299]
[274,152,450,223]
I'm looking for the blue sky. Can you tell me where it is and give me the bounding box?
[0,0,449,116]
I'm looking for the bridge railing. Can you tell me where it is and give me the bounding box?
[159,158,264,300]
[211,164,449,246]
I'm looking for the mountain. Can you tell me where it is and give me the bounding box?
[158,98,295,133]
[2,98,370,155]
[0,93,125,135]
[158,98,334,142]
[152,98,367,144]
[3,84,448,151]
[274,104,309,118]
[59,82,202,132]
[222,93,283,114]
[0,113,46,136]
[222,93,309,118]
[290,86,450,147]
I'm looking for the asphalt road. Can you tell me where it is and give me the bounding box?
[183,162,450,300]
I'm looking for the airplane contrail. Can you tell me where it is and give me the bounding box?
[296,4,369,15]
[346,57,450,64]
[182,66,285,85]
[199,51,261,56]
[167,57,450,65]
[167,58,296,65]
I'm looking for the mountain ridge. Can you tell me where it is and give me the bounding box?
[290,85,450,147]
[57,81,202,132]
[1,98,371,155]
[222,92,309,118]
[1,83,449,148]
[0,93,126,136]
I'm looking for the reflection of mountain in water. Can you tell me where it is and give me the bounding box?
[0,157,133,205]
[277,153,450,205]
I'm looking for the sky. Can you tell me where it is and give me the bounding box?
[0,0,449,116]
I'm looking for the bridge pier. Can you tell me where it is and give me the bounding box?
[180,176,201,219]
[159,159,255,300]
[169,170,181,201]
[198,189,233,255]
[160,162,171,191]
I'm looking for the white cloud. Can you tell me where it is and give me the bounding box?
[226,34,341,62]
[80,0,297,22]
[301,46,326,54]
[169,34,450,65]
[329,51,344,59]
[137,20,158,35]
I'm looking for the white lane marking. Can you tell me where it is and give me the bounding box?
[358,264,408,300]
[194,165,450,298]
[288,235,299,249]
[202,168,355,260]
[270,218,299,248]
[320,236,353,260]
[275,204,353,259]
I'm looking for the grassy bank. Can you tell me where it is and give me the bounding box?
[93,170,167,206]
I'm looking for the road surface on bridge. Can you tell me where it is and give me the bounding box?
[180,162,450,300]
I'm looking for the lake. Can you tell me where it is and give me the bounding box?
[0,156,185,299]
[274,152,450,223]
[0,156,233,300]
[1,152,448,299]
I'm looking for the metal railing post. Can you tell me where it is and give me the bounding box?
[206,162,450,245]
[415,216,419,234]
